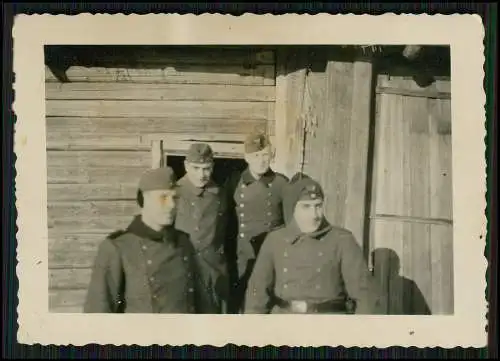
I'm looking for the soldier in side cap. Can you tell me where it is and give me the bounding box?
[83,167,216,314]
[224,131,289,313]
[244,173,379,314]
[174,143,230,313]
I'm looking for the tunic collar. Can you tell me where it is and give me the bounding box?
[240,167,276,186]
[127,215,178,244]
[284,218,332,245]
[178,175,219,197]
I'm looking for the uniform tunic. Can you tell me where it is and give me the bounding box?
[244,220,377,314]
[225,168,288,278]
[83,215,215,314]
[174,176,229,311]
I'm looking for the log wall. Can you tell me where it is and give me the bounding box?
[46,47,276,312]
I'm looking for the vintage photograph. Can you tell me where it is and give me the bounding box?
[45,44,454,316]
[13,14,486,347]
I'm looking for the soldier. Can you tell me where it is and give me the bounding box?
[244,174,378,314]
[83,167,215,314]
[174,143,229,313]
[224,131,289,313]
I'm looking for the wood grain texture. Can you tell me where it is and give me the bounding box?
[377,74,451,94]
[45,65,275,85]
[47,165,147,185]
[47,200,138,233]
[344,60,373,246]
[46,82,276,101]
[47,150,151,169]
[50,268,92,290]
[50,289,87,310]
[49,232,106,268]
[321,60,354,229]
[47,117,269,137]
[46,100,275,120]
[47,183,137,201]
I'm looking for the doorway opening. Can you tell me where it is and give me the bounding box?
[166,155,248,187]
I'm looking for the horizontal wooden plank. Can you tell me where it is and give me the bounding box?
[46,82,276,101]
[47,200,138,233]
[47,166,147,185]
[46,117,269,137]
[47,150,151,168]
[48,200,138,220]
[370,214,452,226]
[50,289,87,310]
[50,268,92,290]
[50,305,84,313]
[45,64,275,86]
[49,232,105,268]
[46,100,275,120]
[377,74,450,94]
[46,46,275,66]
[48,183,137,201]
[48,215,133,234]
[376,86,451,99]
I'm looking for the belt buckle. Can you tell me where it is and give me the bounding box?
[290,300,308,313]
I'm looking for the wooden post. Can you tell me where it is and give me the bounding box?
[344,58,374,254]
[151,140,164,169]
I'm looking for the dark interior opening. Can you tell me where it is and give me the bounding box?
[166,155,248,187]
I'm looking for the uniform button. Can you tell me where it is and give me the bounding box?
[240,194,244,198]
[242,184,247,189]
[240,204,245,208]
[284,252,288,257]
[147,260,152,265]
[267,201,271,206]
[241,223,245,228]
[149,276,155,282]
[191,202,195,206]
[240,213,245,217]
[283,268,288,273]
[318,252,323,257]
[188,288,194,293]
[240,233,245,238]
[142,245,147,250]
[268,192,272,196]
[183,256,188,261]
[195,227,200,231]
[267,212,272,216]
[152,294,157,299]
[284,284,288,289]
[317,268,321,273]
[187,272,192,278]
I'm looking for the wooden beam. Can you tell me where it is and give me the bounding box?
[151,140,164,168]
[343,60,374,248]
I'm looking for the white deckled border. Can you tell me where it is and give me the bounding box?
[13,13,487,347]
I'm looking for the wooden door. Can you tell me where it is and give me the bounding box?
[369,74,454,315]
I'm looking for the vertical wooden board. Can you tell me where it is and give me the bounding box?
[371,221,405,314]
[322,61,354,227]
[407,96,432,219]
[430,224,454,314]
[49,289,87,310]
[344,60,373,246]
[428,98,453,220]
[302,69,327,182]
[408,223,433,314]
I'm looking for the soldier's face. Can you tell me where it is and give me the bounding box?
[142,189,178,227]
[294,199,324,233]
[185,161,213,188]
[245,147,272,176]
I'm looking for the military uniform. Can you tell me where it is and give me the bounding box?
[244,175,377,314]
[174,143,229,313]
[224,132,289,312]
[83,167,216,314]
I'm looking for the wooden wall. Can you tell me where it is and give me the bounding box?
[369,74,453,315]
[274,47,453,315]
[46,46,276,312]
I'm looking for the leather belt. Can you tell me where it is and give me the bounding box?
[273,297,349,314]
